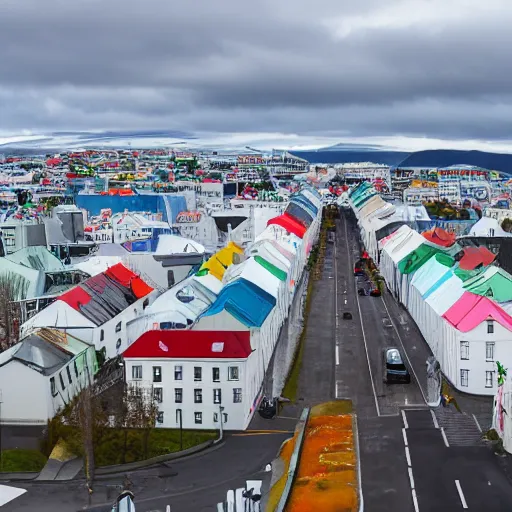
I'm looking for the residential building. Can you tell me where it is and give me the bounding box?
[0,328,98,425]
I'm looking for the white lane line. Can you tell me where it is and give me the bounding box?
[405,446,411,467]
[334,239,339,330]
[335,380,341,398]
[412,489,420,512]
[430,409,439,429]
[380,295,428,405]
[402,428,409,446]
[401,410,409,429]
[408,467,415,490]
[441,427,450,447]
[455,480,468,509]
[336,345,340,366]
[344,217,381,417]
[473,414,483,433]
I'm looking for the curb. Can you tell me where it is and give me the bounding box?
[353,413,364,512]
[275,407,310,512]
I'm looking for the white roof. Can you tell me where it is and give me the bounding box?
[22,300,95,334]
[222,257,282,298]
[425,273,465,315]
[72,256,124,277]
[466,216,512,238]
[154,234,205,255]
[411,256,452,296]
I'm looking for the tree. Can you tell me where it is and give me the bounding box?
[501,217,512,233]
[0,273,28,350]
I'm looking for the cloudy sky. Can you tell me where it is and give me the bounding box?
[2,0,512,149]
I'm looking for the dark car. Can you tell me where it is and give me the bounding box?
[383,348,411,384]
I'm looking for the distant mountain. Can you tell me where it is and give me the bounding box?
[290,147,512,175]
[290,149,410,166]
[397,149,512,174]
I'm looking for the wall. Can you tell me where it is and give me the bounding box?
[126,358,247,430]
[0,361,48,424]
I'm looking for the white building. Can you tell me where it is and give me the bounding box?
[0,328,97,425]
[20,263,158,359]
[123,186,323,429]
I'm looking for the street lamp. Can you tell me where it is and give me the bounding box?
[176,409,183,451]
[216,406,225,444]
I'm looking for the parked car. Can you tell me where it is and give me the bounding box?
[383,348,411,384]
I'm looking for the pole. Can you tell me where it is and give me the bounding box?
[0,391,3,472]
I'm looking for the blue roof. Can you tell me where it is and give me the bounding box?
[200,278,276,328]
[291,194,318,216]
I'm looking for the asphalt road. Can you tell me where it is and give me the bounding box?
[404,409,512,511]
[5,433,289,512]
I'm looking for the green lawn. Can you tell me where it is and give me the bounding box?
[0,449,47,472]
[48,426,217,467]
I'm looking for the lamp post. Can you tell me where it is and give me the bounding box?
[176,409,183,451]
[217,406,225,444]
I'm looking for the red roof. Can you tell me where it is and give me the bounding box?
[123,330,252,359]
[106,263,154,298]
[59,286,91,309]
[458,246,496,270]
[422,227,456,247]
[267,213,307,238]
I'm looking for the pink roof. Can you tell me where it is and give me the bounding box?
[442,292,512,332]
[123,330,252,359]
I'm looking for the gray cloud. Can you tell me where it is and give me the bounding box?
[1,0,512,142]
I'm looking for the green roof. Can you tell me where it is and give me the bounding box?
[398,245,453,275]
[254,255,287,281]
[462,267,512,302]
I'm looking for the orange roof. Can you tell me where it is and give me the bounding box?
[422,227,456,247]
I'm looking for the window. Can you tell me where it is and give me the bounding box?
[213,412,219,423]
[157,411,164,424]
[195,412,203,424]
[174,365,183,380]
[50,377,57,397]
[212,367,220,382]
[194,367,202,382]
[488,320,494,334]
[74,361,79,378]
[213,389,222,404]
[143,298,149,309]
[59,372,66,390]
[486,371,494,388]
[116,338,122,350]
[153,366,162,383]
[223,413,228,423]
[228,366,239,381]
[66,366,73,384]
[100,330,104,342]
[194,389,203,403]
[153,387,163,403]
[460,341,469,360]
[486,342,495,361]
[132,365,142,380]
[176,285,195,304]
[115,322,122,333]
[175,388,183,403]
[167,270,175,288]
[233,388,242,403]
[460,369,469,387]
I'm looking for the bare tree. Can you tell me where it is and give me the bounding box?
[0,272,28,350]
[126,383,158,459]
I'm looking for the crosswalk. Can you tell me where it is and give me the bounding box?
[217,480,262,512]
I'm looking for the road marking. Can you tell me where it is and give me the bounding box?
[405,446,411,467]
[402,428,408,446]
[380,295,428,405]
[430,409,439,429]
[335,380,341,398]
[401,410,409,429]
[408,467,415,490]
[343,217,381,417]
[412,489,420,512]
[334,239,339,330]
[336,345,340,365]
[344,299,347,304]
[455,480,468,509]
[441,427,450,447]
[473,414,483,433]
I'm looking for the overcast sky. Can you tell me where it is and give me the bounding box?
[2,0,512,148]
